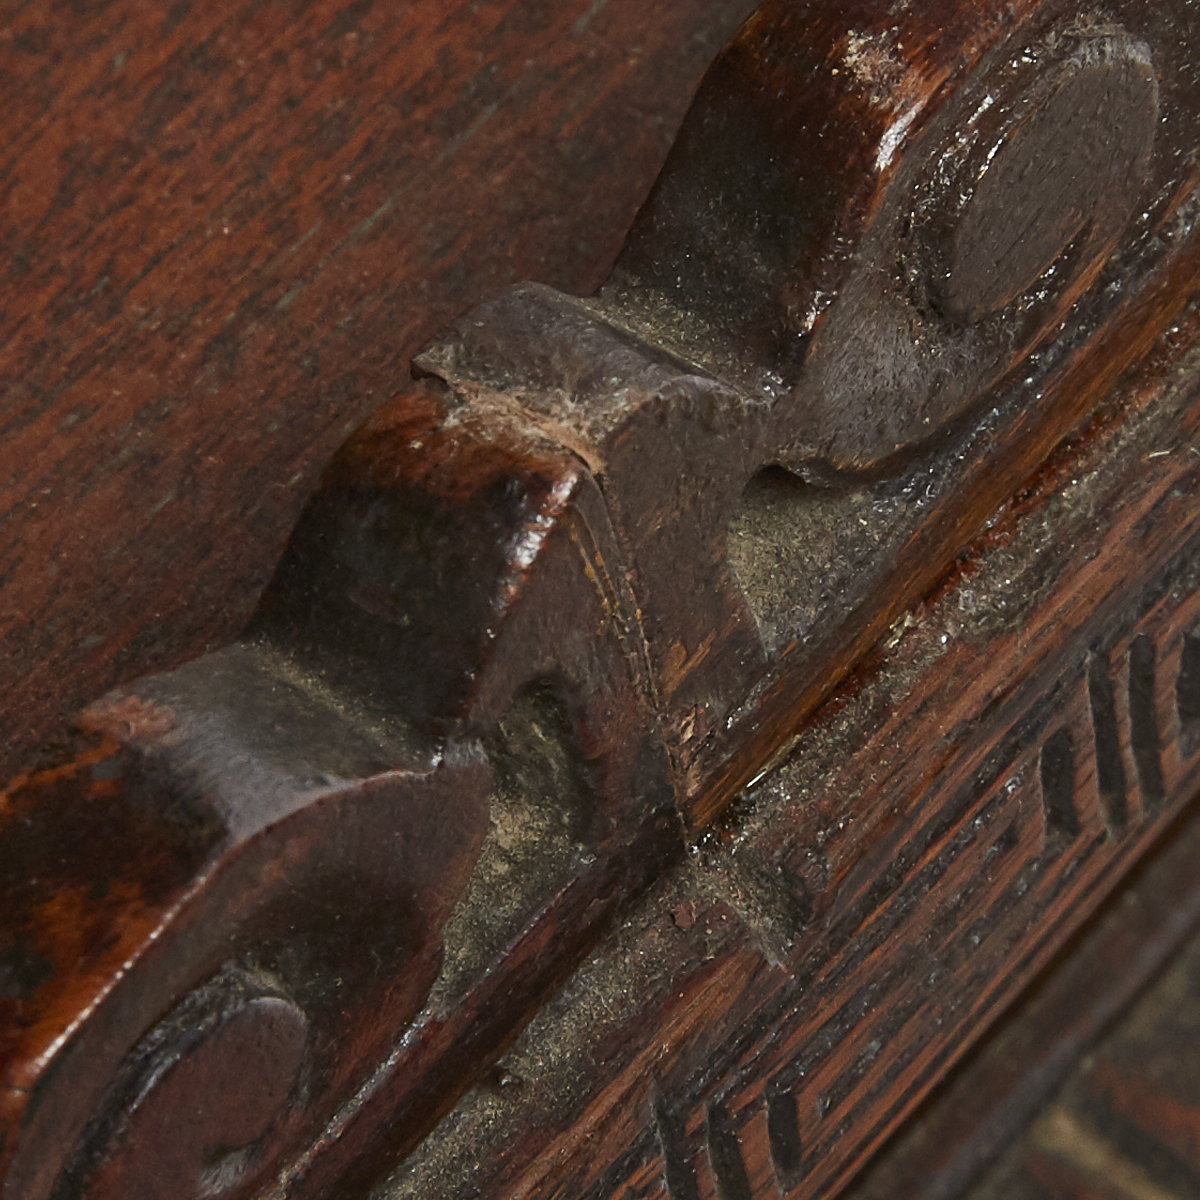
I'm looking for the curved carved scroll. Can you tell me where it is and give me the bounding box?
[3,0,1200,1197]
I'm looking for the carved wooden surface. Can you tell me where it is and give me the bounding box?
[0,0,755,781]
[5,1,1200,1198]
[843,805,1200,1200]
[932,858,1200,1200]
[381,303,1200,1199]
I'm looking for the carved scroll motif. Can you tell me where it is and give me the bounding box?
[382,319,1200,1200]
[3,0,1200,1197]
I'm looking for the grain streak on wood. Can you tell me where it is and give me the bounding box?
[0,0,757,780]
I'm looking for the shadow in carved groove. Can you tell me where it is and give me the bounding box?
[1048,631,1180,848]
[1129,633,1166,812]
[1176,627,1200,757]
[706,1102,754,1200]
[429,679,595,1009]
[1039,726,1079,845]
[656,1089,807,1198]
[1086,652,1129,833]
[655,579,1200,1200]
[654,1099,701,1200]
[726,466,871,657]
[766,1088,804,1192]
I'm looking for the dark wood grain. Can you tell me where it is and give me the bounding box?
[404,0,1200,823]
[843,806,1200,1200]
[378,298,1200,1200]
[0,0,756,780]
[6,4,1200,1197]
[0,650,494,1200]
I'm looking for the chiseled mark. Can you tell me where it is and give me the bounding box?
[1087,651,1129,833]
[1043,616,1192,847]
[655,1098,701,1200]
[766,1089,804,1192]
[658,564,1200,1200]
[706,1102,754,1200]
[658,1089,802,1198]
[1176,627,1200,755]
[661,631,718,696]
[1039,726,1080,843]
[657,1094,764,1200]
[566,508,661,714]
[569,516,621,624]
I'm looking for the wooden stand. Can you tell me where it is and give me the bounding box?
[4,2,1200,1198]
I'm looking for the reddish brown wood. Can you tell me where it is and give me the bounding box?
[71,972,310,1200]
[379,302,1200,1200]
[843,807,1200,1200]
[408,0,1200,814]
[5,1,1200,1198]
[942,897,1200,1200]
[0,0,756,782]
[1,666,492,1200]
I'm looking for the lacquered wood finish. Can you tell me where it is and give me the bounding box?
[0,0,754,781]
[5,1,1200,1197]
[382,309,1200,1199]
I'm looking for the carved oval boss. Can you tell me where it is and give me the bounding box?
[613,3,1165,473]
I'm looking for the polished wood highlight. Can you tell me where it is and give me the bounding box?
[0,0,754,780]
[4,1,1200,1197]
